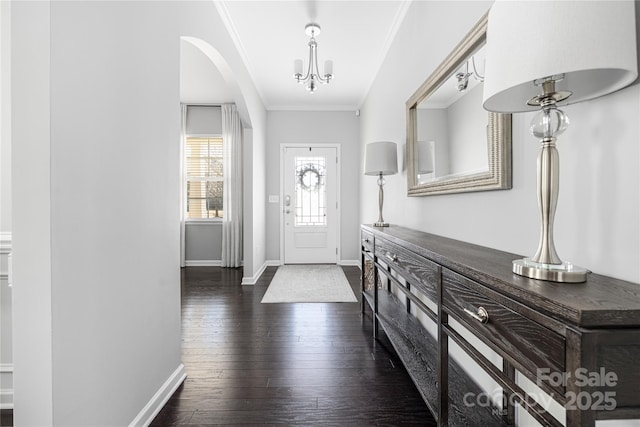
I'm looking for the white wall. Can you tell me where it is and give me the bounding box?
[360,0,640,283]
[52,2,183,425]
[0,0,12,410]
[266,111,361,264]
[12,1,54,423]
[185,222,223,264]
[11,1,267,425]
[181,39,234,105]
[0,0,10,232]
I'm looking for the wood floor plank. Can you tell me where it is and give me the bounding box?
[165,385,422,401]
[149,265,435,426]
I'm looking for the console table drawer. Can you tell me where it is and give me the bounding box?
[374,237,439,301]
[361,229,374,254]
[442,269,565,393]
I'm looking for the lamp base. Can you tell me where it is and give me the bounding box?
[512,258,589,283]
[373,222,390,227]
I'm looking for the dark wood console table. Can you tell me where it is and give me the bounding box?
[361,224,640,427]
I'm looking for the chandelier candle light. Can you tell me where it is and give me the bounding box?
[293,23,334,93]
[364,141,398,227]
[482,0,637,283]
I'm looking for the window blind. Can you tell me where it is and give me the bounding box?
[186,137,224,219]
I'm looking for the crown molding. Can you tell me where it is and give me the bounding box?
[214,1,268,108]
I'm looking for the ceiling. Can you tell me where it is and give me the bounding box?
[215,0,412,111]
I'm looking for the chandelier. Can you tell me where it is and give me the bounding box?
[293,23,334,93]
[455,55,484,92]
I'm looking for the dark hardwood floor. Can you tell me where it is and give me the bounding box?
[0,265,434,426]
[0,409,11,426]
[151,265,435,426]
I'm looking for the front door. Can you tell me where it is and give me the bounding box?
[283,146,338,264]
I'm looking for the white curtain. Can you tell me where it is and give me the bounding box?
[221,104,243,267]
[180,104,187,267]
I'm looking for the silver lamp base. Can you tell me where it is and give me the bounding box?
[512,258,589,283]
[373,222,390,227]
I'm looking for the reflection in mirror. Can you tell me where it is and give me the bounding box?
[416,47,487,184]
[407,12,511,196]
[416,140,434,180]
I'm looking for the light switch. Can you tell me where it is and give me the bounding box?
[268,195,279,203]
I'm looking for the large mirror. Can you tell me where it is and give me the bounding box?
[407,12,511,196]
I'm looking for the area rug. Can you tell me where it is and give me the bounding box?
[261,264,357,303]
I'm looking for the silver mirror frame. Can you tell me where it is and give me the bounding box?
[406,12,512,196]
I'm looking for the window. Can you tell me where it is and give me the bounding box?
[294,156,327,226]
[186,137,224,219]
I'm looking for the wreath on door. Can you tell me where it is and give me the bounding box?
[297,163,324,192]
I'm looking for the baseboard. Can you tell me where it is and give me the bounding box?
[0,232,11,255]
[0,237,13,410]
[241,260,279,285]
[0,390,13,410]
[128,363,186,427]
[0,364,13,410]
[0,231,12,253]
[240,260,358,284]
[184,260,222,267]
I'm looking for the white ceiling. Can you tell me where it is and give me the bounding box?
[215,0,412,111]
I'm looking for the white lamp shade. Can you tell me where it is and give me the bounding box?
[483,1,638,113]
[364,141,398,176]
[294,59,303,75]
[417,140,434,174]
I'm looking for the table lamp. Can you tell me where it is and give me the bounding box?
[482,1,637,282]
[364,141,398,227]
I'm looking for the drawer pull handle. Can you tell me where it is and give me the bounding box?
[386,253,399,263]
[464,307,489,324]
[364,238,370,243]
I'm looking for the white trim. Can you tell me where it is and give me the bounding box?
[241,260,279,285]
[0,390,13,410]
[241,263,265,285]
[267,104,359,112]
[339,259,360,267]
[0,364,13,409]
[0,232,11,254]
[184,260,222,267]
[279,144,342,265]
[128,363,186,427]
